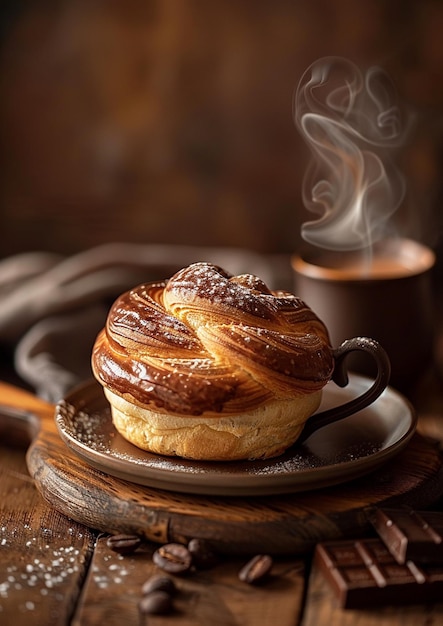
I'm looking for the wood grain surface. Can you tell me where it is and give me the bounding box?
[0,447,95,625]
[72,537,306,626]
[2,381,443,556]
[2,379,443,625]
[0,414,306,626]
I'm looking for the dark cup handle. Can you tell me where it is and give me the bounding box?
[298,337,391,443]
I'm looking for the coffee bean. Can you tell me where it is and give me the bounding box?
[106,534,142,555]
[188,538,219,569]
[152,543,192,575]
[238,554,273,584]
[141,575,176,596]
[139,590,172,615]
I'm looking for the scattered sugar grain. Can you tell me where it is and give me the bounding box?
[0,544,85,601]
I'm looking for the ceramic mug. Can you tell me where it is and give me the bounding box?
[292,238,435,393]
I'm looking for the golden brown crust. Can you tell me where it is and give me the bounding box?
[92,263,334,417]
[92,263,333,415]
[92,263,334,460]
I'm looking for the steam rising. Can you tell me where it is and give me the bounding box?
[294,57,408,251]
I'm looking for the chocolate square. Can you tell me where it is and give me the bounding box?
[369,508,443,564]
[315,538,443,609]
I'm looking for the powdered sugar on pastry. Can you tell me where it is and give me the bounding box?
[91,263,334,460]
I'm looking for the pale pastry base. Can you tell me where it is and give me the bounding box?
[103,388,322,461]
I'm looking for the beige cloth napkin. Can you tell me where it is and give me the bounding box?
[0,243,286,402]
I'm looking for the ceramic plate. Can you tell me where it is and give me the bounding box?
[55,375,416,496]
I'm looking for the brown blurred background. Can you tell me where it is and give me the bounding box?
[1,0,443,259]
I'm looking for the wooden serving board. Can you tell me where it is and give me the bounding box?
[2,380,443,556]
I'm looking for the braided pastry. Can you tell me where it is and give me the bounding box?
[92,263,334,460]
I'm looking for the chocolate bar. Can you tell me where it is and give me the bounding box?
[315,538,443,609]
[369,508,443,564]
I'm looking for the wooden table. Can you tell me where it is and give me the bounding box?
[2,373,443,626]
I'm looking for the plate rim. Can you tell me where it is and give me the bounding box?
[55,375,417,496]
